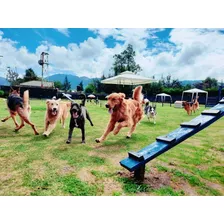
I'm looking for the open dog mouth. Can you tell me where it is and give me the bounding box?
[72,111,79,118]
[108,108,113,114]
[51,110,58,116]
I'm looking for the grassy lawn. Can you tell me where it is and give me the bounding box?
[0,98,223,196]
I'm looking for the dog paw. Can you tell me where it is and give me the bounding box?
[126,135,131,139]
[66,140,71,144]
[95,138,101,143]
[43,133,48,137]
[1,119,6,122]
[91,124,94,126]
[35,132,39,135]
[81,141,86,144]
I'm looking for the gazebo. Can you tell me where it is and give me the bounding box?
[181,88,208,105]
[155,93,172,106]
[101,71,157,85]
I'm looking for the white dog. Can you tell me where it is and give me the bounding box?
[146,105,157,124]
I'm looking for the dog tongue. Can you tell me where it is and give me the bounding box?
[52,111,57,116]
[108,108,113,114]
[73,112,79,118]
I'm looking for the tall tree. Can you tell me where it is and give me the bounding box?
[78,81,84,91]
[203,77,218,89]
[54,81,63,89]
[160,75,182,88]
[111,44,142,76]
[24,68,39,82]
[6,67,19,85]
[62,76,71,93]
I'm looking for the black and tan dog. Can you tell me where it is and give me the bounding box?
[1,87,39,135]
[66,94,93,144]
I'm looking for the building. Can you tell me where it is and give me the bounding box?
[19,80,54,88]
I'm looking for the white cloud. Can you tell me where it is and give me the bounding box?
[1,28,224,82]
[55,28,70,37]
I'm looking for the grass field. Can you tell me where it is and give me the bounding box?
[0,98,223,196]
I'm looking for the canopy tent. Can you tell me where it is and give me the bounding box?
[101,71,157,85]
[155,93,172,106]
[87,94,96,98]
[181,88,208,105]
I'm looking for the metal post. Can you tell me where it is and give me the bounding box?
[134,165,145,181]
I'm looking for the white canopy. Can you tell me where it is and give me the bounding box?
[181,88,208,104]
[101,71,157,85]
[155,93,172,106]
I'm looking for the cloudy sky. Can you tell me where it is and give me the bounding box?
[0,28,224,81]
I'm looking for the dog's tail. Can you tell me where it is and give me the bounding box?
[23,90,29,109]
[23,90,31,116]
[80,93,86,106]
[132,86,143,102]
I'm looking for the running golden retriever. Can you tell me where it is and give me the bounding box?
[95,86,143,143]
[43,98,71,137]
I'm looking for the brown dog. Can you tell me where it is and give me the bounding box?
[95,86,143,143]
[43,98,71,137]
[1,88,20,128]
[193,96,200,111]
[182,97,199,115]
[2,88,38,135]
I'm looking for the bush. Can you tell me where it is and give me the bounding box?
[0,90,4,97]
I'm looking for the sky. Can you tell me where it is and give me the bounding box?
[1,28,224,81]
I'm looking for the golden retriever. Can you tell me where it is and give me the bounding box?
[1,88,38,135]
[95,86,143,143]
[182,97,200,115]
[43,98,71,137]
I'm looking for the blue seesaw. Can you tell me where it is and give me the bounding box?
[120,98,224,181]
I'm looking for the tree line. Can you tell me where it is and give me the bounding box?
[5,44,222,96]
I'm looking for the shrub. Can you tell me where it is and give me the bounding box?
[0,90,4,97]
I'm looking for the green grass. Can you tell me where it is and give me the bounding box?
[0,99,223,196]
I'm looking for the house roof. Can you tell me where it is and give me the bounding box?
[20,80,54,88]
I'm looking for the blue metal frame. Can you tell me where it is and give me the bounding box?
[120,99,224,173]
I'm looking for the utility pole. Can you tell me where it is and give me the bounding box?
[38,52,49,88]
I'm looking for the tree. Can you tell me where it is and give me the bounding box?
[62,76,71,93]
[85,83,96,94]
[54,81,63,89]
[160,75,182,88]
[24,68,40,82]
[111,44,142,76]
[78,81,84,91]
[6,67,19,85]
[203,77,218,89]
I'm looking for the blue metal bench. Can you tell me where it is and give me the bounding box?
[120,98,224,181]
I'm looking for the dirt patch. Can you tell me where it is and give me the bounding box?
[118,168,171,189]
[203,180,224,195]
[0,171,32,196]
[171,179,198,196]
[118,168,199,196]
[101,178,123,195]
[77,167,96,183]
[31,161,46,179]
[143,168,171,189]
[58,165,76,176]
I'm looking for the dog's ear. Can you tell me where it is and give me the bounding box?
[46,99,50,104]
[57,98,61,102]
[119,93,126,99]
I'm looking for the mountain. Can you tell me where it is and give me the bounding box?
[180,80,202,86]
[0,77,9,86]
[46,74,92,89]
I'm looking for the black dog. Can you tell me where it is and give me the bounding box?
[66,94,93,144]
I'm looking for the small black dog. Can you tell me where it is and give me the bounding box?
[66,94,93,144]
